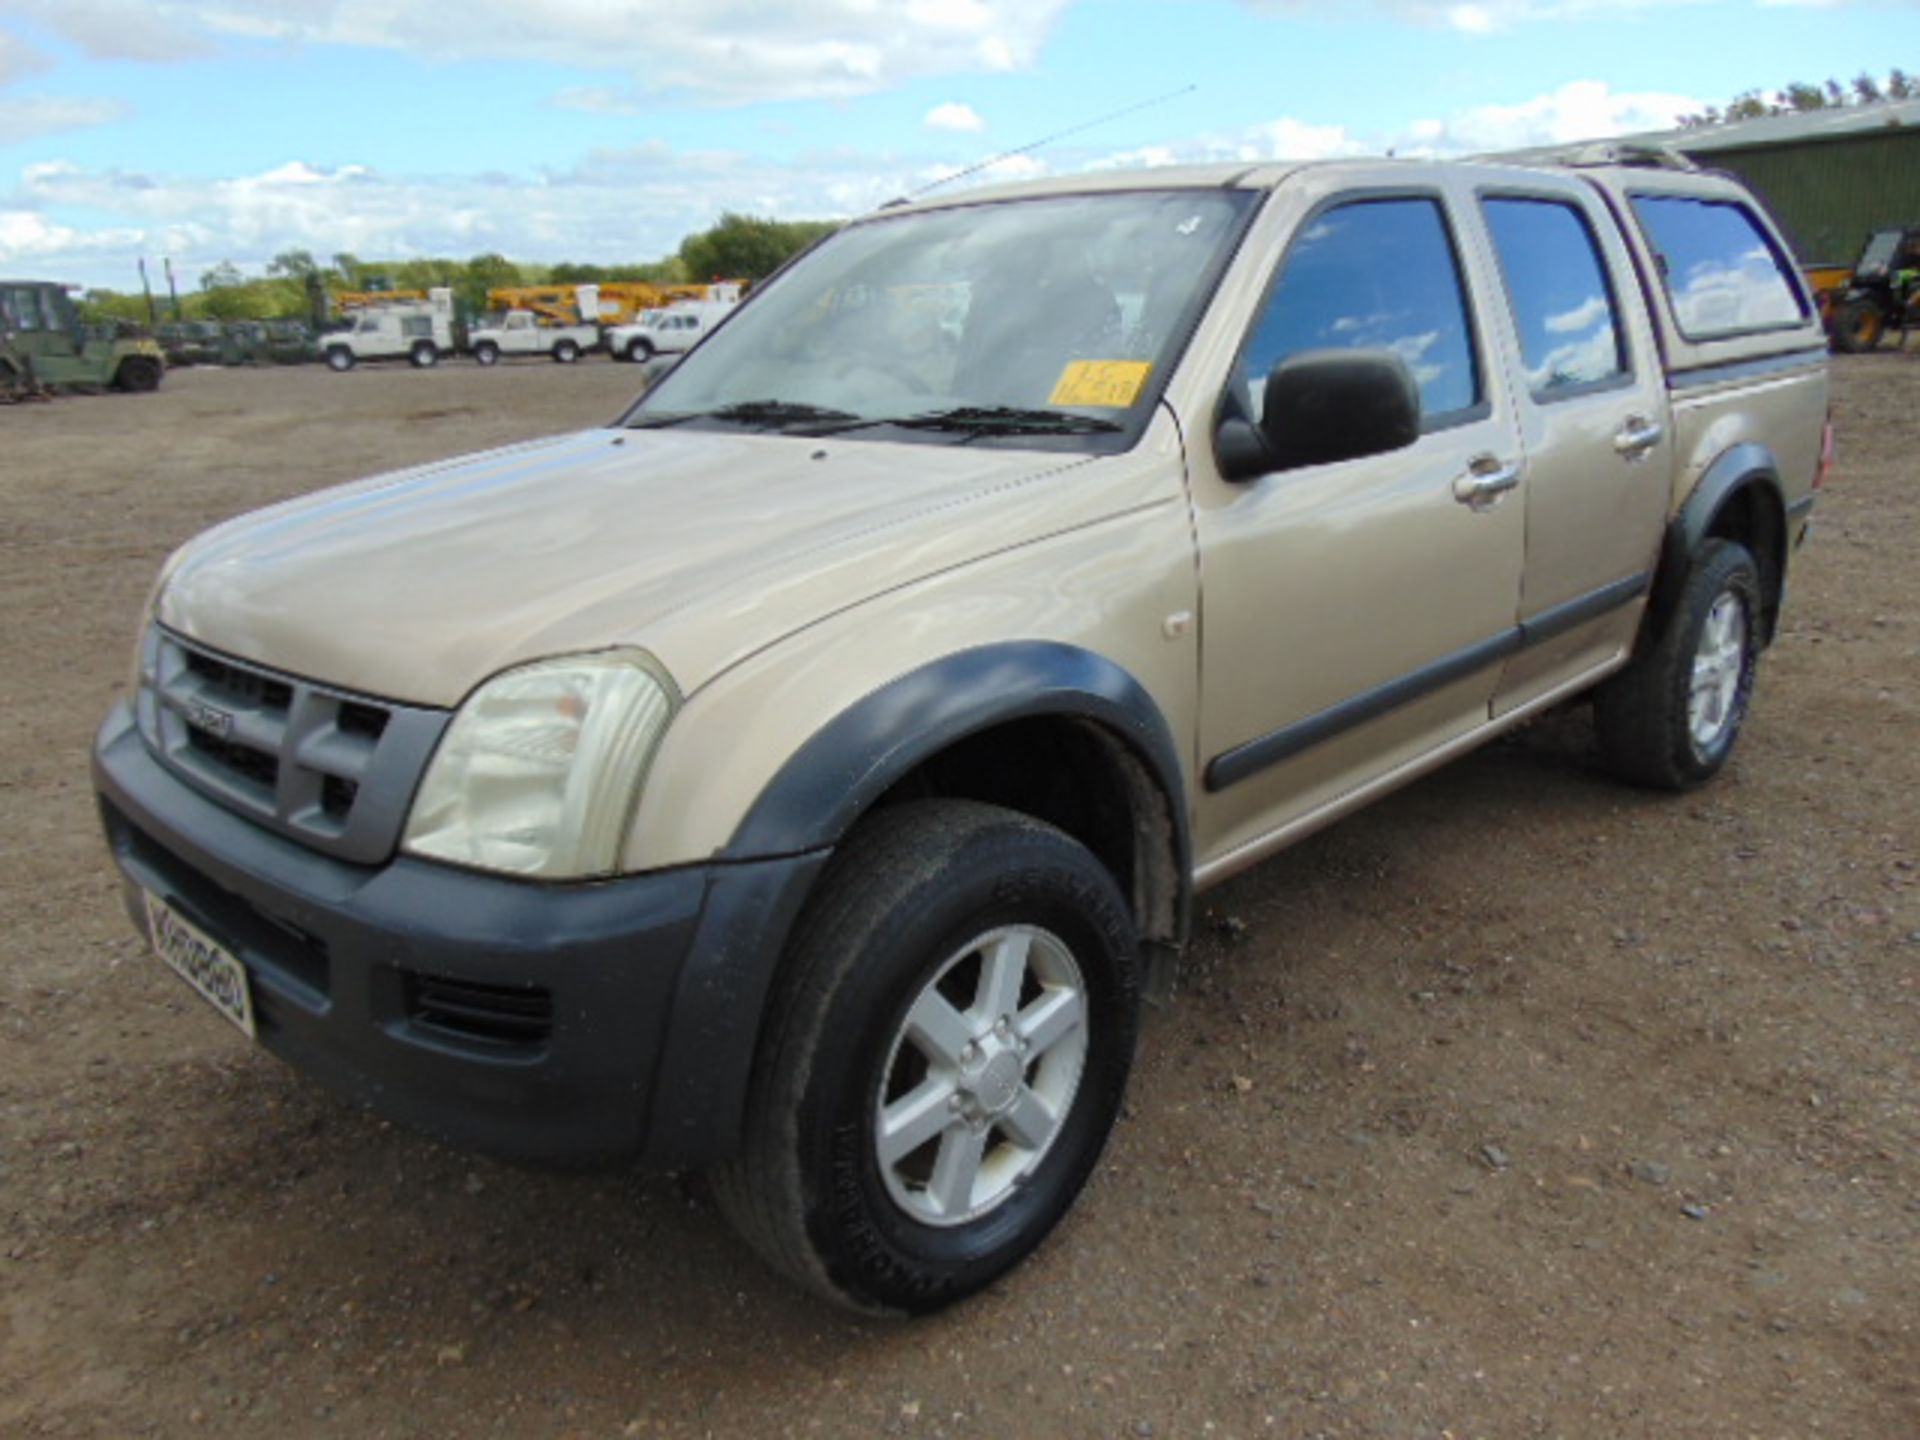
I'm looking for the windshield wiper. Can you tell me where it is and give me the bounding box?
[630,400,860,431]
[884,406,1125,438]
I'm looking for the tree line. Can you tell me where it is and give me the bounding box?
[77,211,840,326]
[1679,69,1915,128]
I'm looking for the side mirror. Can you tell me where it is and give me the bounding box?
[1215,348,1421,481]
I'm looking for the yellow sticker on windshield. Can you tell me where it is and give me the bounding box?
[1048,360,1152,409]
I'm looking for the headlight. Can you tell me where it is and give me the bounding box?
[402,651,678,879]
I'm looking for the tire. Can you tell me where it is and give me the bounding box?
[712,800,1140,1316]
[473,342,500,367]
[410,341,439,369]
[324,347,355,372]
[625,337,654,363]
[1830,297,1885,353]
[1594,538,1762,790]
[113,356,162,392]
[553,339,580,364]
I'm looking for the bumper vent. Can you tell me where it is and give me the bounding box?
[405,973,555,1051]
[134,627,449,864]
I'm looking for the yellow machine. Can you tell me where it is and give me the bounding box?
[333,289,428,315]
[485,281,745,326]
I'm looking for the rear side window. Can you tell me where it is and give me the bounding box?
[1482,197,1626,398]
[1630,195,1806,340]
[1236,196,1481,426]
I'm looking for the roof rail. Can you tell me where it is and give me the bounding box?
[1551,141,1700,171]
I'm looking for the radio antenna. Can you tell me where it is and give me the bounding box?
[897,83,1197,203]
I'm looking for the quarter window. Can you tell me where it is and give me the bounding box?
[1630,195,1806,340]
[1235,196,1480,427]
[1482,197,1626,397]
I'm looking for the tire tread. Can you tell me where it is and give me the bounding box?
[711,800,1128,1313]
[1595,538,1759,790]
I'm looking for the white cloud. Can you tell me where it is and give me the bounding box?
[0,95,128,144]
[1079,79,1699,171]
[3,145,924,285]
[1406,79,1699,151]
[4,0,213,61]
[12,1,1068,104]
[0,77,1708,289]
[0,208,140,259]
[976,152,1046,181]
[925,101,985,133]
[1543,294,1609,333]
[1236,0,1732,30]
[0,28,51,86]
[550,86,641,115]
[1090,114,1367,169]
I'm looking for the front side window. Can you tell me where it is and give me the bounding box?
[6,287,45,331]
[1630,195,1806,340]
[1233,196,1480,428]
[1482,197,1626,397]
[631,188,1257,451]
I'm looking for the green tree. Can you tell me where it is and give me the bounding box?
[1681,70,1918,127]
[76,289,151,326]
[678,212,840,282]
[1779,81,1827,112]
[457,252,526,314]
[266,250,328,325]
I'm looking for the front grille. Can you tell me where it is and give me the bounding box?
[135,627,450,864]
[320,774,359,820]
[337,701,389,741]
[184,649,294,712]
[405,972,554,1051]
[186,724,279,791]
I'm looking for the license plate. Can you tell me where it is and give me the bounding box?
[144,890,256,1040]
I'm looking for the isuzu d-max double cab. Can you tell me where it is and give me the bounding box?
[94,152,1829,1315]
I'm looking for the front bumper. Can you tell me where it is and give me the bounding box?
[93,702,826,1169]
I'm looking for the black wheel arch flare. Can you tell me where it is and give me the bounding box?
[723,640,1193,937]
[1648,442,1790,650]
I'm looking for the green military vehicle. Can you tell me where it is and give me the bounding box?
[225,319,319,366]
[156,320,225,368]
[1,280,164,394]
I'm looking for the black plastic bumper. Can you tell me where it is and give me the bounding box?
[92,703,827,1170]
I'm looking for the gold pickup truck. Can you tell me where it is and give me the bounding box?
[94,151,1830,1315]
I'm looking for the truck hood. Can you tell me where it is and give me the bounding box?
[155,426,1118,708]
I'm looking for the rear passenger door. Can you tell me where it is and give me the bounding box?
[1472,178,1672,715]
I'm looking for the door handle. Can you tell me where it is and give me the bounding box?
[1452,456,1522,508]
[1613,417,1665,459]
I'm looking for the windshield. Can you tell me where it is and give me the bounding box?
[626,188,1256,449]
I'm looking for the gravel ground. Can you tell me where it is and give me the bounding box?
[2,355,1915,1439]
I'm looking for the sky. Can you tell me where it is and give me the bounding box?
[0,0,1914,292]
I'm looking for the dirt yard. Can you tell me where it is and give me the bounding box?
[2,355,1915,1438]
